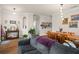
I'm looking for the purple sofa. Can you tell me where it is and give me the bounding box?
[36,36,56,48]
[30,35,57,53]
[30,35,79,54]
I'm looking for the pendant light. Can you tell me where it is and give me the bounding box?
[60,4,64,20]
[13,8,16,14]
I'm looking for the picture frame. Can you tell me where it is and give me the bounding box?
[40,22,52,29]
[62,18,68,24]
[10,20,16,24]
[71,14,79,21]
[23,16,27,29]
[69,21,78,28]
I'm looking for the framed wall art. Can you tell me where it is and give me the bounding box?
[10,20,16,24]
[69,21,78,28]
[23,16,27,29]
[40,22,52,29]
[62,18,68,24]
[71,14,79,21]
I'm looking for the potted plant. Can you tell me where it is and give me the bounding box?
[23,34,28,40]
[28,28,36,37]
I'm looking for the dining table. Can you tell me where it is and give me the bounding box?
[67,35,79,41]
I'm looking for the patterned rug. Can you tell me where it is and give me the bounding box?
[19,45,41,54]
[19,39,41,54]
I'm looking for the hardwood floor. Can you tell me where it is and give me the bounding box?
[0,39,18,54]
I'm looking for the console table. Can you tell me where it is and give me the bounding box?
[6,30,19,39]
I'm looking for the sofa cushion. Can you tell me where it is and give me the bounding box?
[50,42,79,54]
[37,43,49,54]
[36,36,56,48]
[63,41,76,48]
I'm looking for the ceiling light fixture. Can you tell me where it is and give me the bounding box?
[13,8,16,14]
[60,4,64,20]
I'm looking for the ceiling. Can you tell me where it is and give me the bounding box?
[0,4,79,15]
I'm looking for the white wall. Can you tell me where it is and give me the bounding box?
[38,15,52,35]
[18,13,34,37]
[52,7,79,35]
[1,11,52,37]
[1,11,34,37]
[0,15,1,40]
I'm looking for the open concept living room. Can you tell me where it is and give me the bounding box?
[0,4,79,54]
